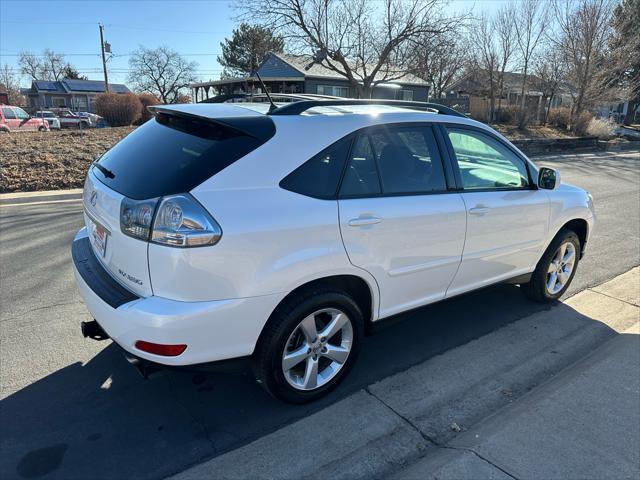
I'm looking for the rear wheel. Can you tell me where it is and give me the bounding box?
[252,290,363,403]
[38,126,46,132]
[522,228,581,303]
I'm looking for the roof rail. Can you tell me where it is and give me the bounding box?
[269,99,466,117]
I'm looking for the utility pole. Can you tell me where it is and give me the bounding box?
[99,23,109,92]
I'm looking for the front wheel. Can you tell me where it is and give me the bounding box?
[252,290,364,403]
[522,228,581,303]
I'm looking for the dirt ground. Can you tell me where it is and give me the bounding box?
[1,127,135,193]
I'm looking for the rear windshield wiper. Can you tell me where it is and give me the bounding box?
[92,162,115,179]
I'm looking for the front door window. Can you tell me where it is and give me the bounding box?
[446,128,530,190]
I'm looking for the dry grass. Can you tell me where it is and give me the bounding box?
[492,124,577,140]
[0,127,134,193]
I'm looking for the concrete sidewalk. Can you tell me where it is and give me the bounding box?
[172,268,639,480]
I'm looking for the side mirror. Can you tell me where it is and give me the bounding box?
[538,167,561,190]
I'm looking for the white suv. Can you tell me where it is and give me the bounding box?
[73,100,595,403]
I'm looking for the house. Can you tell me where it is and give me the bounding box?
[22,79,131,113]
[443,70,572,122]
[191,52,429,102]
[593,100,640,124]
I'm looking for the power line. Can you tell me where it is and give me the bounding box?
[0,52,223,56]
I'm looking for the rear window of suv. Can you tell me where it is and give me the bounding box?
[92,112,275,200]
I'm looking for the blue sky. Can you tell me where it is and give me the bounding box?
[0,0,510,87]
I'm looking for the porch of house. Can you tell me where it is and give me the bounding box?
[192,79,305,102]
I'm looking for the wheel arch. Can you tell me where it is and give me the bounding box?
[557,218,589,258]
[257,274,377,348]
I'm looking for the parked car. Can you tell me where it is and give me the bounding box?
[53,109,90,128]
[1,105,48,132]
[75,111,101,127]
[73,99,595,403]
[34,111,61,130]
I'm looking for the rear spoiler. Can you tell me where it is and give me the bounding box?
[148,105,275,143]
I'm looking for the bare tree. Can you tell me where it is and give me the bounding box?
[514,0,547,127]
[19,49,78,81]
[533,46,567,124]
[128,46,198,104]
[41,49,68,81]
[469,13,499,122]
[0,64,26,105]
[604,0,640,125]
[551,0,613,128]
[411,29,469,100]
[494,5,517,114]
[236,0,463,98]
[18,51,42,80]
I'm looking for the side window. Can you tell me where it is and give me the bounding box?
[373,127,446,194]
[340,134,382,196]
[14,108,29,120]
[340,126,447,197]
[2,107,16,119]
[446,128,530,190]
[280,136,351,199]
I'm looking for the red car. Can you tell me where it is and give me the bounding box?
[0,105,49,132]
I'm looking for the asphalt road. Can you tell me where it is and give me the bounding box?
[1,149,638,480]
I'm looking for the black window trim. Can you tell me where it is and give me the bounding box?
[439,123,538,193]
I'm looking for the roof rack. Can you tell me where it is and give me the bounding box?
[269,99,466,117]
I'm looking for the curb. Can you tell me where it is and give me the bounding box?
[0,189,82,206]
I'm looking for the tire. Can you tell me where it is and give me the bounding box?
[38,126,46,132]
[252,289,364,403]
[80,121,89,129]
[522,228,581,303]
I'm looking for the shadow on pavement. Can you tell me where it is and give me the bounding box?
[1,284,553,480]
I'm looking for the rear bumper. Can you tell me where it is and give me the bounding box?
[72,228,283,366]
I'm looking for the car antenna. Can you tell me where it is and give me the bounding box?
[254,72,277,114]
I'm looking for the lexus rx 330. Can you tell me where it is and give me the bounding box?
[72,100,595,403]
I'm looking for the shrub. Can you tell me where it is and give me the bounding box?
[586,117,616,139]
[137,93,160,123]
[95,93,142,127]
[547,107,571,129]
[574,110,594,136]
[495,105,519,123]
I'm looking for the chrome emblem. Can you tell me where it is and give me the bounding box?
[90,191,97,207]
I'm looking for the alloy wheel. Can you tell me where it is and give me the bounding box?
[546,241,576,295]
[281,308,353,391]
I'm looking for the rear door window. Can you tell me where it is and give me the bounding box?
[93,113,275,200]
[340,134,382,196]
[340,125,446,197]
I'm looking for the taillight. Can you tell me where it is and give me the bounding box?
[120,197,159,241]
[151,194,222,247]
[135,340,187,356]
[119,193,221,247]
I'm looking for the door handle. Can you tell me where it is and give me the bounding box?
[468,205,490,216]
[348,215,382,227]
